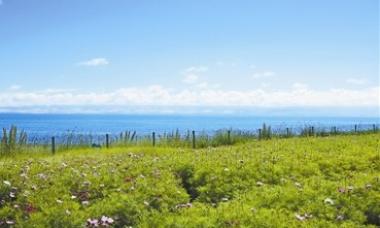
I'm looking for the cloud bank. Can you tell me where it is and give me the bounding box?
[1,85,378,108]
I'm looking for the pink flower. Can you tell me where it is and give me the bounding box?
[87,218,99,227]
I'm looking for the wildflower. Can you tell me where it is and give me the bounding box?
[100,216,114,225]
[338,187,345,193]
[336,215,344,221]
[221,197,229,202]
[365,184,372,189]
[295,213,312,221]
[295,214,306,221]
[37,173,47,180]
[294,182,302,188]
[144,201,150,206]
[25,203,37,214]
[87,218,99,227]
[256,181,264,187]
[347,186,354,192]
[6,220,15,225]
[224,168,229,172]
[13,204,19,209]
[324,198,334,205]
[3,181,11,186]
[62,162,68,168]
[82,201,89,206]
[71,195,77,199]
[56,199,63,204]
[9,192,16,198]
[65,209,71,215]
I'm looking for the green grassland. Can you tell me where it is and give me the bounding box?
[0,133,379,227]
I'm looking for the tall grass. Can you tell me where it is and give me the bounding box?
[0,123,378,157]
[0,126,27,156]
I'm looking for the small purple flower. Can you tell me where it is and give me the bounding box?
[87,218,99,227]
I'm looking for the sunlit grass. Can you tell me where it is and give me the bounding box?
[0,133,379,227]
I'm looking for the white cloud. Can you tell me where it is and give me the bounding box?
[292,82,309,91]
[183,74,199,84]
[346,78,367,85]
[9,85,21,90]
[78,58,109,66]
[0,85,378,108]
[252,71,276,79]
[183,66,208,74]
[182,66,208,84]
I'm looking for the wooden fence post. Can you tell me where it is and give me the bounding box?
[192,130,196,149]
[373,124,377,133]
[227,130,231,144]
[51,137,56,155]
[286,128,290,137]
[152,132,156,147]
[106,134,109,149]
[354,125,357,133]
[311,126,315,136]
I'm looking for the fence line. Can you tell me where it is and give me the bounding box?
[0,123,379,155]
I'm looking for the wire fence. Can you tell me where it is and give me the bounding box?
[0,123,379,156]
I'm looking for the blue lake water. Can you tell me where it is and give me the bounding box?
[0,114,378,137]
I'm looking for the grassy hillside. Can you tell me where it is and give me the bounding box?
[0,133,379,227]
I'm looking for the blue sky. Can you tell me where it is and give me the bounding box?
[0,0,379,114]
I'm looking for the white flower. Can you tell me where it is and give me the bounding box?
[37,173,47,180]
[6,220,15,225]
[256,181,264,186]
[3,180,11,186]
[295,213,312,221]
[82,201,89,206]
[324,198,334,205]
[295,213,306,221]
[56,199,63,204]
[100,216,114,224]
